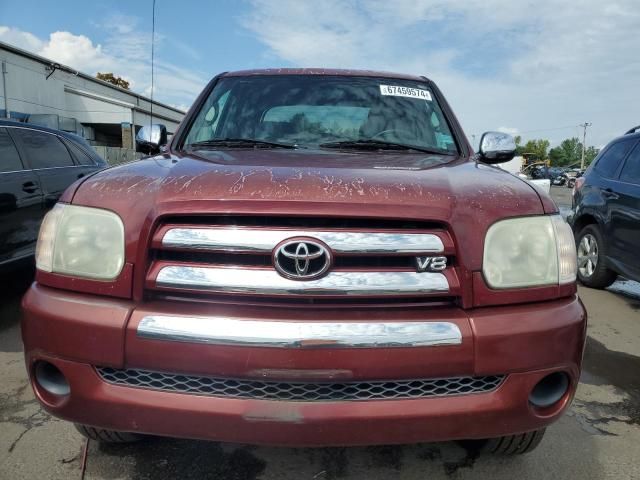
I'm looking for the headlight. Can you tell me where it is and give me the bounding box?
[483,215,577,289]
[36,204,125,280]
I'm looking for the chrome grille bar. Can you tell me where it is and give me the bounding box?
[162,228,444,254]
[137,315,462,348]
[155,266,449,296]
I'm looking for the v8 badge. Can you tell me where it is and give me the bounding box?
[415,256,447,272]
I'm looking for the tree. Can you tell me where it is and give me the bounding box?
[548,137,581,167]
[96,72,130,90]
[519,139,550,162]
[514,135,523,156]
[548,146,565,166]
[584,146,599,166]
[547,138,599,167]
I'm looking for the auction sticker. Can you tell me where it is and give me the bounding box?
[380,85,432,101]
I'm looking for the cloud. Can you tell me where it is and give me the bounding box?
[92,14,139,35]
[243,0,640,147]
[0,26,44,52]
[0,20,205,110]
[497,127,519,136]
[39,31,109,72]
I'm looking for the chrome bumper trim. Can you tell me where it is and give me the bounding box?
[137,315,462,348]
[155,266,449,296]
[162,228,444,254]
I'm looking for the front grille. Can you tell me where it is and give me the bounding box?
[158,215,444,230]
[148,291,456,308]
[96,367,504,401]
[155,250,422,269]
[145,216,459,304]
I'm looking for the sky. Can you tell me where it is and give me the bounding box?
[1,0,639,149]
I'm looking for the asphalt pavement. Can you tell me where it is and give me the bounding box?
[1,186,639,479]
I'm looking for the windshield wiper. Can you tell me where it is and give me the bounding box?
[319,139,449,155]
[187,138,297,150]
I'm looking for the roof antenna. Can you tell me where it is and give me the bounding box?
[149,0,156,130]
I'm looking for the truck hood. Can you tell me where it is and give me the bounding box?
[71,149,550,269]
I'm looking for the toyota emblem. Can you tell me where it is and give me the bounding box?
[274,239,332,280]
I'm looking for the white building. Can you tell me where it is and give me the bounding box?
[0,41,185,148]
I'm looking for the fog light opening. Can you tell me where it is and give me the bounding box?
[34,361,70,397]
[529,372,569,408]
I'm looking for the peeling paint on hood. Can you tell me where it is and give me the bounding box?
[72,149,546,269]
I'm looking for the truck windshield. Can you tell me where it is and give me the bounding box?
[182,75,458,155]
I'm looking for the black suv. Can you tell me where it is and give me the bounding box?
[570,126,640,287]
[0,120,107,272]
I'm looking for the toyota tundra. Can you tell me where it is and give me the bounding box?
[22,69,586,454]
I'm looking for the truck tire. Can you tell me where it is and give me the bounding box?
[576,225,617,289]
[74,424,143,443]
[482,429,546,455]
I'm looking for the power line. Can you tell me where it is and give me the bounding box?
[515,125,582,135]
[468,124,581,140]
[579,122,592,170]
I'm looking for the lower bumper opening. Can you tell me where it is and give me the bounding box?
[32,361,71,407]
[528,371,570,409]
[34,361,70,396]
[96,367,505,402]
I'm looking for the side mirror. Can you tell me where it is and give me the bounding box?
[478,132,516,164]
[136,124,168,155]
[159,134,173,153]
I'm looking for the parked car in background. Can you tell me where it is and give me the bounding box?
[523,162,546,180]
[556,170,569,187]
[523,164,563,181]
[562,169,584,189]
[539,166,567,186]
[569,126,640,287]
[22,69,585,456]
[497,157,551,193]
[0,120,106,272]
[549,167,568,185]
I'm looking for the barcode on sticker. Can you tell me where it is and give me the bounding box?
[380,85,432,101]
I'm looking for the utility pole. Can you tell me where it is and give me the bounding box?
[580,122,592,170]
[2,61,9,118]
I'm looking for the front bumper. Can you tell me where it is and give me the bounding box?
[22,284,587,447]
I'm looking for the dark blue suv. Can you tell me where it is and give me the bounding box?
[569,126,640,288]
[0,120,107,273]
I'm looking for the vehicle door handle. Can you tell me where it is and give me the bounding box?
[602,188,619,199]
[22,181,39,194]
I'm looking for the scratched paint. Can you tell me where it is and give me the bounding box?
[70,149,545,270]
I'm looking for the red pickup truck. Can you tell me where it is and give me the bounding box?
[22,69,586,455]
